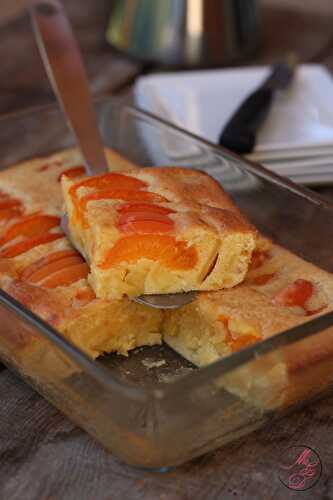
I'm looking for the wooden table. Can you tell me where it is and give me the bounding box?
[0,1,333,499]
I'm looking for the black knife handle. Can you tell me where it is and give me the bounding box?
[219,87,273,154]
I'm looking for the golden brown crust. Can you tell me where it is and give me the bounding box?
[0,148,162,358]
[125,166,257,234]
[0,147,136,216]
[163,245,333,409]
[62,166,257,299]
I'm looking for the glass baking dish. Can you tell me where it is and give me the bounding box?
[0,97,333,468]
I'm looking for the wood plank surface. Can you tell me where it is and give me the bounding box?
[0,1,333,499]
[0,368,332,500]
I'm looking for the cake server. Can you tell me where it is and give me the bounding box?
[29,0,195,309]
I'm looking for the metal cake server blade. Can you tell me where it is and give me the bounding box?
[30,0,195,309]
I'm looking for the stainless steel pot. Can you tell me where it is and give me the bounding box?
[106,0,260,67]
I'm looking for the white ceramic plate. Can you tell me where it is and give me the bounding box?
[135,64,333,184]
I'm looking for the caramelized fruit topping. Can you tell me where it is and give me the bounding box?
[79,189,166,214]
[253,273,276,285]
[0,208,23,222]
[37,262,89,288]
[58,165,85,182]
[218,314,260,353]
[0,233,64,258]
[117,203,175,233]
[21,249,89,288]
[250,250,270,270]
[273,279,313,308]
[117,203,174,216]
[0,199,22,211]
[69,172,147,199]
[21,250,79,280]
[99,234,197,270]
[0,214,60,245]
[273,278,327,316]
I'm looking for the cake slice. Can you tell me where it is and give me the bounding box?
[62,167,257,300]
[0,148,162,360]
[163,244,333,408]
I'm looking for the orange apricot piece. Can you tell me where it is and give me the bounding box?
[0,208,23,222]
[273,279,313,308]
[0,214,60,246]
[73,287,96,306]
[228,334,260,352]
[38,262,89,288]
[69,173,147,199]
[21,249,79,280]
[0,199,22,210]
[118,218,174,234]
[218,315,260,353]
[58,165,85,181]
[249,250,270,270]
[117,203,174,215]
[79,189,167,212]
[25,255,84,284]
[0,233,64,258]
[99,234,197,270]
[253,273,276,285]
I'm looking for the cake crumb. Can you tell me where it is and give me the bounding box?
[158,366,194,383]
[142,359,167,369]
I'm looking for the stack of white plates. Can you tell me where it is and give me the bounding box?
[134,64,333,185]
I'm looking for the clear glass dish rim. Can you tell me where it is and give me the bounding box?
[1,97,333,401]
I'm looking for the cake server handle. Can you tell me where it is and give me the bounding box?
[29,0,109,176]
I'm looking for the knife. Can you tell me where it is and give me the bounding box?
[219,55,297,155]
[29,0,108,175]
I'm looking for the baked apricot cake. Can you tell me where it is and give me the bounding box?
[163,244,333,408]
[62,167,257,299]
[0,147,333,410]
[0,148,162,359]
[163,244,333,365]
